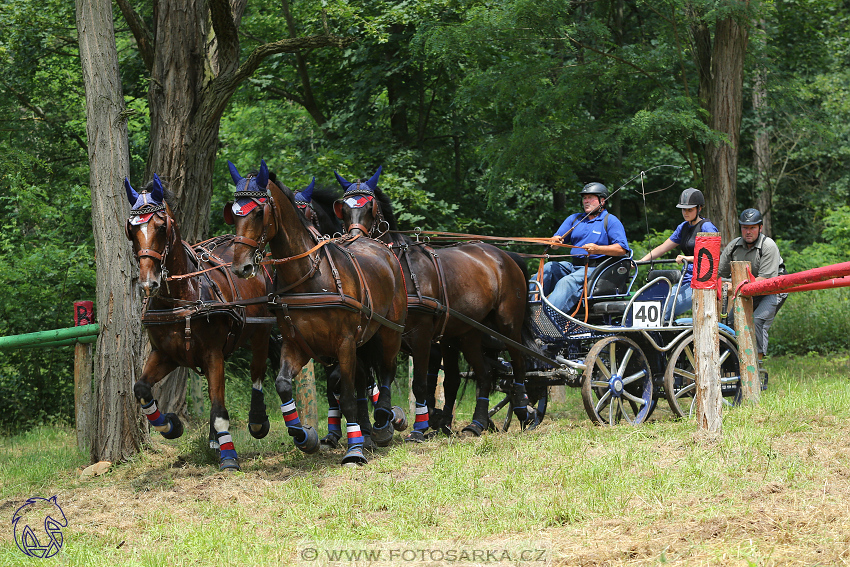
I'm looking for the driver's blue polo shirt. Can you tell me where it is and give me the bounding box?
[553,210,630,259]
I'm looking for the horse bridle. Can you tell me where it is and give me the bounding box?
[334,187,388,237]
[224,185,277,275]
[125,203,174,276]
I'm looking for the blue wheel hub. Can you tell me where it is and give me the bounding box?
[609,374,624,398]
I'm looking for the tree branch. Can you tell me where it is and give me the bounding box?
[114,0,154,72]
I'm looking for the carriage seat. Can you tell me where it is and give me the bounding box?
[647,269,681,284]
[591,300,630,316]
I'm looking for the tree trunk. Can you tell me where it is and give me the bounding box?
[704,15,749,244]
[145,0,220,243]
[690,4,751,244]
[753,21,772,235]
[77,0,148,463]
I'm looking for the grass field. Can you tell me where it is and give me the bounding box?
[1,355,850,566]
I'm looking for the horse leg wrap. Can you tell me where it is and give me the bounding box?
[216,430,240,471]
[141,400,184,439]
[341,423,367,466]
[248,387,270,439]
[371,408,395,447]
[279,399,317,453]
[412,403,428,433]
[320,408,342,448]
[368,383,380,407]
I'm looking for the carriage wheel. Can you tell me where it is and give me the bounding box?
[581,336,653,426]
[663,333,740,418]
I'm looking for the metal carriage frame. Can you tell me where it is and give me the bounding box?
[486,255,743,430]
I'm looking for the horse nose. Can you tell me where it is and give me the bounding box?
[231,262,255,279]
[140,280,159,297]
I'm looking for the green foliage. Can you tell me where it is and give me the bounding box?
[0,155,96,431]
[769,289,850,356]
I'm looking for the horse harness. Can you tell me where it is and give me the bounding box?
[131,227,267,373]
[225,185,405,361]
[386,239,451,341]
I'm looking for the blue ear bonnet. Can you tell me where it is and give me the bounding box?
[294,177,316,205]
[334,166,382,197]
[228,160,270,196]
[125,174,166,215]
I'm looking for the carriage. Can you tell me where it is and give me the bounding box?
[485,255,743,429]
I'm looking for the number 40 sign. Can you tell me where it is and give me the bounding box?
[631,301,662,328]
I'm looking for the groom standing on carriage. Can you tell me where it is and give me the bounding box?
[536,182,630,313]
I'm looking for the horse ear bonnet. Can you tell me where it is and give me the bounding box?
[229,160,268,218]
[124,177,139,205]
[334,170,352,190]
[365,166,382,191]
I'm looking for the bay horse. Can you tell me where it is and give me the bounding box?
[333,167,532,439]
[124,175,278,471]
[226,160,407,465]
[283,175,388,450]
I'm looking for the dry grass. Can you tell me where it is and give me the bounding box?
[2,356,850,566]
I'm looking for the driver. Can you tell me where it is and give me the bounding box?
[536,182,630,314]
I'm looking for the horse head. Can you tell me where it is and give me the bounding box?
[124,174,176,297]
[333,166,385,237]
[225,160,277,278]
[294,177,317,225]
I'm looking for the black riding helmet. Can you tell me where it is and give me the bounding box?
[676,188,705,209]
[579,182,608,199]
[739,208,763,225]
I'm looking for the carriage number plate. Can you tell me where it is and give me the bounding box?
[631,301,663,328]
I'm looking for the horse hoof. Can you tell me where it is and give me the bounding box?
[320,431,341,450]
[363,434,378,452]
[219,458,241,472]
[371,420,394,447]
[294,425,320,454]
[248,420,271,439]
[161,413,184,440]
[391,406,408,431]
[341,446,367,466]
[405,430,426,443]
[461,422,485,437]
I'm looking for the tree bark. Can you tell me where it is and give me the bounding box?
[689,4,751,244]
[77,0,148,463]
[753,21,772,235]
[704,15,749,244]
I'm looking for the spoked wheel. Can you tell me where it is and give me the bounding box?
[581,336,653,426]
[664,333,740,418]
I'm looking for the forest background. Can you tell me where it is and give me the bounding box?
[1,0,849,435]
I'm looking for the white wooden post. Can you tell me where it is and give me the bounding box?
[692,232,722,436]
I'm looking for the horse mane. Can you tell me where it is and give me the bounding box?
[373,187,398,231]
[311,185,343,235]
[268,177,315,234]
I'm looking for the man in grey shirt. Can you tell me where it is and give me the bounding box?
[719,208,785,360]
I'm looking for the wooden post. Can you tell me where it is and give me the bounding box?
[548,384,567,404]
[74,342,92,451]
[692,233,722,436]
[731,261,760,403]
[295,360,318,428]
[73,301,95,452]
[436,367,446,409]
